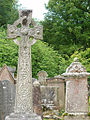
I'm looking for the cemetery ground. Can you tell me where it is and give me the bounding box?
[0,2,90,119]
[43,96,90,120]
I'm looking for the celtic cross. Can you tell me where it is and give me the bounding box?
[7,10,43,113]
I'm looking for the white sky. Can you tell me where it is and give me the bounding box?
[18,0,49,20]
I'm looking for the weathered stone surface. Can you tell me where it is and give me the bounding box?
[5,113,42,120]
[0,80,15,120]
[37,71,48,84]
[65,77,89,114]
[62,58,90,120]
[6,9,43,120]
[33,81,42,117]
[0,65,15,84]
[64,115,90,120]
[62,58,89,114]
[63,57,90,77]
[39,73,65,110]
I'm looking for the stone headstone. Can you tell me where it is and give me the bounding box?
[40,74,65,110]
[62,58,90,120]
[37,71,48,84]
[47,75,65,110]
[0,80,15,120]
[33,80,42,117]
[5,9,43,120]
[0,65,15,84]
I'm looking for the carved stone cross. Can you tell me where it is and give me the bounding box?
[7,10,43,114]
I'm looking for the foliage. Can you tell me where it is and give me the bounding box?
[89,96,90,112]
[70,48,90,84]
[0,27,18,67]
[32,41,66,77]
[70,48,90,72]
[0,28,66,78]
[42,0,90,55]
[0,0,19,27]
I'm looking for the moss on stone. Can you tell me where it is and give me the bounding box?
[88,112,90,116]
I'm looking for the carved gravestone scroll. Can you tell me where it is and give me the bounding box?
[5,10,43,120]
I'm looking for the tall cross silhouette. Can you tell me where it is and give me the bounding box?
[7,10,43,113]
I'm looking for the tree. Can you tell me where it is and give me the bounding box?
[42,0,90,55]
[70,48,90,84]
[70,48,90,73]
[0,0,19,27]
[0,28,66,78]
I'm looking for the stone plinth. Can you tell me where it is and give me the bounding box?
[64,115,90,120]
[5,113,42,120]
[62,57,90,120]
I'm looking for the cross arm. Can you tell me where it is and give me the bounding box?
[28,25,43,40]
[7,24,21,39]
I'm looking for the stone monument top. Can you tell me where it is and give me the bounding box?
[7,9,43,45]
[37,70,48,77]
[62,57,90,77]
[0,64,15,84]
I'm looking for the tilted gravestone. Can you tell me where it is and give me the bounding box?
[5,10,43,120]
[0,80,15,120]
[62,58,90,120]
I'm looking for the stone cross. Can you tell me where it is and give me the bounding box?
[7,10,43,114]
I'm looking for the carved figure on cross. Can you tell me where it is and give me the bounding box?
[7,10,43,45]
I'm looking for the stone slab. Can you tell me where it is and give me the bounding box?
[5,113,42,120]
[64,115,90,120]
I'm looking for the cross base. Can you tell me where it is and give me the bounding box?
[5,112,42,120]
[64,114,90,120]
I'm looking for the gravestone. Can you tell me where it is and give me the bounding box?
[0,65,15,84]
[0,80,15,120]
[46,75,65,110]
[33,80,42,117]
[37,71,48,84]
[62,58,90,120]
[5,10,43,120]
[38,71,65,110]
[0,65,16,120]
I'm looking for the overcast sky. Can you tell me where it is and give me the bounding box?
[18,0,49,20]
